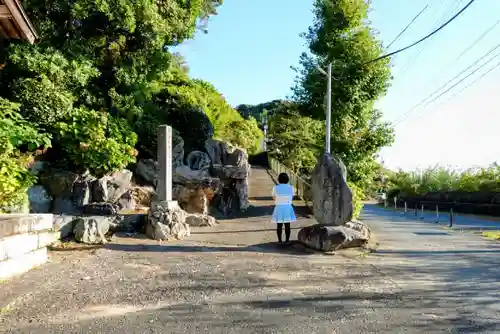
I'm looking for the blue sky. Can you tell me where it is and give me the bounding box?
[174,0,500,171]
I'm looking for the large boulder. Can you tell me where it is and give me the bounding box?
[107,169,133,202]
[73,180,91,208]
[39,171,79,198]
[186,150,211,172]
[28,185,52,213]
[211,164,250,180]
[131,186,155,209]
[116,190,137,212]
[311,153,353,226]
[173,185,209,214]
[205,139,249,168]
[235,179,250,211]
[91,176,109,202]
[297,224,369,252]
[53,214,78,239]
[109,214,146,233]
[73,216,111,244]
[135,159,158,185]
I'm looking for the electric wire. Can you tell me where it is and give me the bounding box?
[391,0,467,78]
[386,4,430,50]
[366,0,476,64]
[392,42,500,123]
[394,46,500,125]
[411,58,500,123]
[422,18,500,87]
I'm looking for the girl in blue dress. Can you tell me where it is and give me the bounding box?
[272,173,297,244]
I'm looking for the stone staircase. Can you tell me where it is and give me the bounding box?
[0,214,58,280]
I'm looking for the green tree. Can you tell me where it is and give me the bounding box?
[1,0,260,167]
[292,0,394,189]
[267,109,324,174]
[0,98,51,212]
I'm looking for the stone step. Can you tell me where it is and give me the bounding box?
[0,231,59,261]
[0,214,53,238]
[0,247,48,280]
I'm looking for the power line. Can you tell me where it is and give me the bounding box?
[395,0,464,79]
[453,18,500,63]
[422,18,500,88]
[394,47,500,125]
[386,4,430,49]
[445,58,500,102]
[393,42,500,123]
[366,0,476,65]
[411,59,500,123]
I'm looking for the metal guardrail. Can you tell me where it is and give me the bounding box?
[268,157,312,208]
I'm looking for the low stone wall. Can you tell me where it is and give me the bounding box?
[0,214,58,280]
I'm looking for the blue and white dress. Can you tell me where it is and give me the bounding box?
[271,184,297,223]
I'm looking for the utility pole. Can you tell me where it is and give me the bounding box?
[262,112,268,152]
[325,62,332,154]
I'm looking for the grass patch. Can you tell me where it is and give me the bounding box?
[482,231,500,240]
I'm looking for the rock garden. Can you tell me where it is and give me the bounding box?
[28,136,251,246]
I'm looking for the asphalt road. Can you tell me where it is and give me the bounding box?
[2,171,500,333]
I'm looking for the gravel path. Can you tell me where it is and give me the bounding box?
[1,169,500,333]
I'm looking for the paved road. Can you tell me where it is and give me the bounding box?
[1,169,500,333]
[381,202,500,231]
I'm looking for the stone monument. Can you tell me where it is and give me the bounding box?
[297,153,372,252]
[311,153,353,225]
[146,125,217,241]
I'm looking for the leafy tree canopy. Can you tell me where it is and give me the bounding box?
[0,0,263,210]
[236,0,395,192]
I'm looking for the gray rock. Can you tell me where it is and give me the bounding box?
[52,215,77,239]
[91,177,109,202]
[73,217,111,244]
[211,164,249,180]
[186,150,211,171]
[135,159,158,185]
[173,165,210,184]
[110,214,145,233]
[82,203,118,215]
[53,197,79,214]
[344,220,372,240]
[116,190,136,212]
[29,161,46,175]
[73,181,91,208]
[235,179,250,210]
[39,171,79,198]
[311,153,353,226]
[185,214,218,227]
[297,224,369,252]
[223,147,247,167]
[146,201,190,240]
[107,169,133,202]
[205,139,225,165]
[28,186,52,213]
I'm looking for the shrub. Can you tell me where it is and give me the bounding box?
[0,98,51,212]
[348,181,364,219]
[387,164,500,196]
[54,107,137,176]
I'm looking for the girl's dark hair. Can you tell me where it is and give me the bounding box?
[278,173,289,184]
